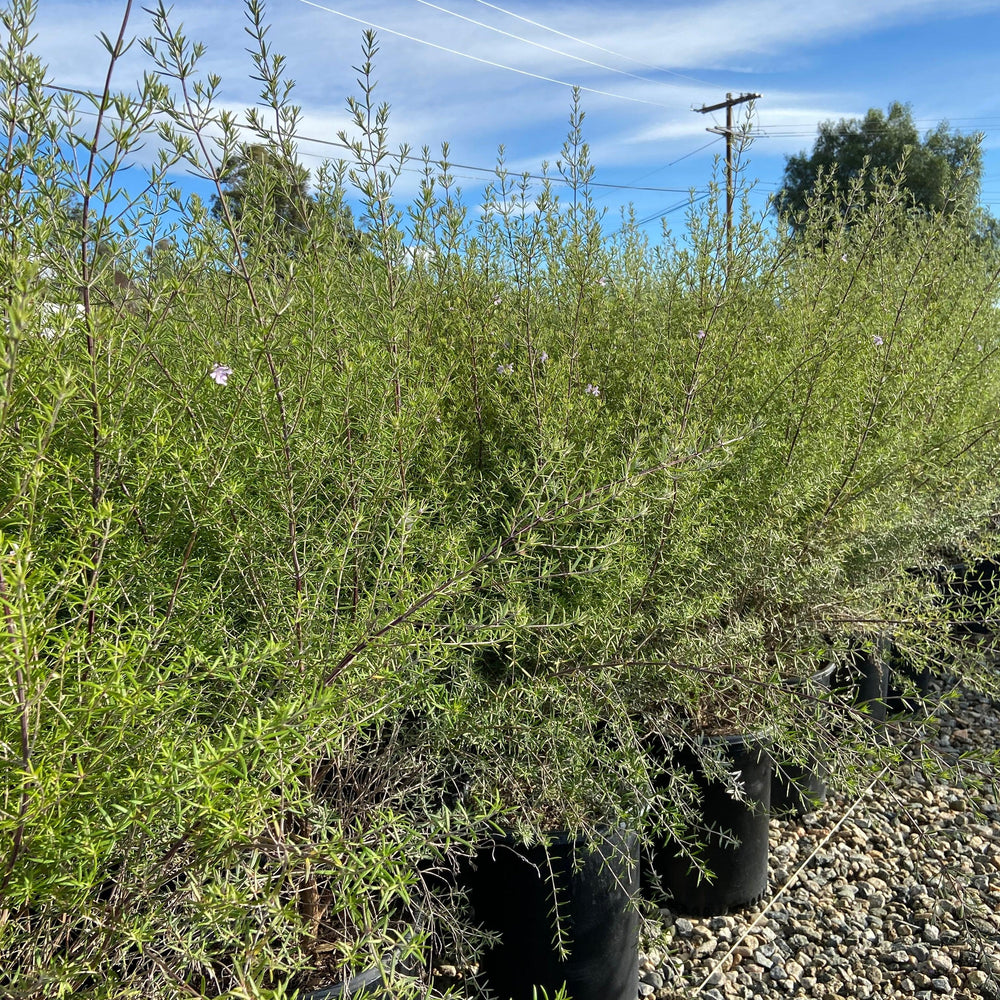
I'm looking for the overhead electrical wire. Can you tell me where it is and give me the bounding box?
[594,135,723,203]
[295,0,681,110]
[245,125,703,194]
[603,189,709,238]
[36,81,708,197]
[754,114,1000,131]
[634,191,708,228]
[463,0,716,88]
[410,0,686,93]
[754,129,1000,140]
[752,119,1000,140]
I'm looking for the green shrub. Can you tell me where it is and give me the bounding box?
[2,1,1000,996]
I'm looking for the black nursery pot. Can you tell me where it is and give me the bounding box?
[645,734,771,917]
[297,928,422,1000]
[770,756,828,817]
[771,663,835,817]
[954,558,1000,632]
[833,640,889,722]
[771,663,835,818]
[884,641,932,715]
[461,825,639,1000]
[923,560,1000,635]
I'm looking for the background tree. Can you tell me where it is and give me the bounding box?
[212,142,313,238]
[212,141,362,255]
[775,102,985,231]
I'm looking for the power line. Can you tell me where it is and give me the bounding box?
[755,115,1000,131]
[755,129,1000,140]
[295,0,682,110]
[634,191,709,229]
[464,0,716,88]
[752,120,1000,140]
[247,126,702,193]
[36,81,706,197]
[411,0,669,91]
[24,83,772,234]
[594,135,723,203]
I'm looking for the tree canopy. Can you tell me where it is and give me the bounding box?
[212,142,313,237]
[211,142,362,256]
[775,102,984,230]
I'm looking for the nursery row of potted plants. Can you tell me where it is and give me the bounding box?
[303,638,947,1000]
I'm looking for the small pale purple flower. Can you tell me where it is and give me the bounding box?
[210,363,233,386]
[538,350,549,364]
[841,254,848,263]
[696,329,707,340]
[585,383,600,397]
[493,296,502,306]
[872,335,884,347]
[597,276,608,287]
[496,362,514,375]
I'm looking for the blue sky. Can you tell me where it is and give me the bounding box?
[24,0,1000,241]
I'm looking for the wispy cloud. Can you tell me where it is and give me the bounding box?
[23,0,1000,221]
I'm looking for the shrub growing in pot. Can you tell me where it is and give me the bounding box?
[631,671,774,918]
[427,661,648,1000]
[770,659,837,817]
[9,7,1000,995]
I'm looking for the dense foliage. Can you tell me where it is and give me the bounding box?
[775,101,988,234]
[2,2,1000,997]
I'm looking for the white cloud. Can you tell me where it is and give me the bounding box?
[22,1,985,139]
[20,0,1000,220]
[532,0,1000,71]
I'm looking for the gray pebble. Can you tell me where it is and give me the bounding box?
[928,950,953,973]
[639,970,663,989]
[754,948,774,969]
[694,936,717,959]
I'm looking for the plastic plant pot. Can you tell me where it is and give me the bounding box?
[884,641,932,715]
[927,560,998,636]
[833,639,889,722]
[460,825,640,1000]
[296,928,423,1000]
[644,734,771,917]
[963,558,1000,626]
[770,757,829,818]
[772,663,835,818]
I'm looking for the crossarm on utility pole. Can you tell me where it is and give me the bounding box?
[694,92,761,258]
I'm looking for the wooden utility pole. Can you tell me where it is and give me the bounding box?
[695,93,761,257]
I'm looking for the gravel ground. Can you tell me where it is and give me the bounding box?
[640,686,1000,1000]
